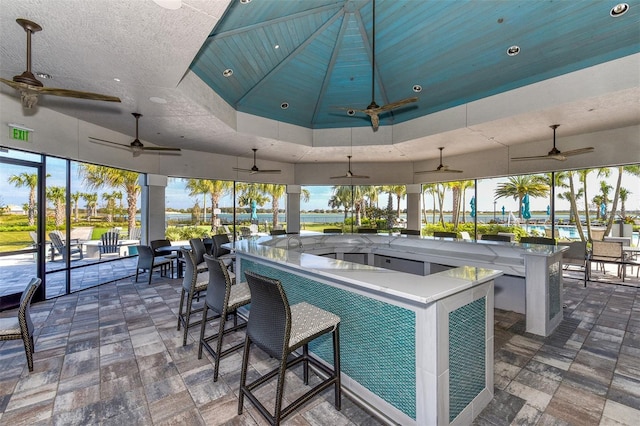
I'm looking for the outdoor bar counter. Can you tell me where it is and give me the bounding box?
[231,235,503,425]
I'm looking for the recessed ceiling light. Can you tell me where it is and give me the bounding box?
[149,97,167,104]
[35,72,52,79]
[113,78,121,82]
[240,0,251,4]
[223,69,233,77]
[506,45,520,56]
[274,44,280,49]
[347,110,355,116]
[610,3,629,16]
[413,85,422,93]
[280,102,289,109]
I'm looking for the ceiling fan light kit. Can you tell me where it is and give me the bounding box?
[511,124,594,161]
[1,18,121,109]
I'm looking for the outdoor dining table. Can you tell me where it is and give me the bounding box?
[154,245,190,278]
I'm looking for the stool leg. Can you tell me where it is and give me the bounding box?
[177,289,185,331]
[198,304,209,359]
[303,344,309,385]
[333,324,341,410]
[274,357,288,424]
[238,336,251,415]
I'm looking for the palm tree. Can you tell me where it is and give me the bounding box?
[329,186,353,220]
[185,178,210,224]
[101,192,119,223]
[435,183,447,226]
[8,172,38,225]
[619,187,631,219]
[71,191,82,222]
[236,183,269,222]
[260,183,286,228]
[494,175,549,219]
[422,184,437,225]
[387,185,406,218]
[204,180,232,230]
[82,192,98,219]
[46,186,66,227]
[79,165,140,233]
[604,165,639,236]
[458,180,475,223]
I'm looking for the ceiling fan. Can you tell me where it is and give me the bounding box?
[330,155,370,179]
[415,147,463,174]
[233,149,281,174]
[89,113,181,157]
[335,0,417,131]
[512,124,594,161]
[0,18,121,109]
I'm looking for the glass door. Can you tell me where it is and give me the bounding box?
[0,155,44,310]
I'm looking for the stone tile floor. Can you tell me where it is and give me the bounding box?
[0,270,638,425]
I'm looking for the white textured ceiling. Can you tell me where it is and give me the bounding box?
[0,0,639,169]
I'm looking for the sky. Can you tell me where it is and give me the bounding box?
[2,152,639,215]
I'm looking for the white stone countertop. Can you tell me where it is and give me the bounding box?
[230,235,504,306]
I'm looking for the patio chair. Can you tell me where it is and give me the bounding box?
[134,245,173,285]
[49,232,83,261]
[590,240,628,280]
[99,231,120,259]
[270,229,287,235]
[433,231,457,238]
[0,278,42,372]
[481,234,511,242]
[558,241,588,286]
[128,226,142,240]
[520,236,556,245]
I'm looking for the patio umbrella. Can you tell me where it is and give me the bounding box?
[600,202,606,217]
[250,199,258,223]
[546,205,551,215]
[470,196,476,218]
[522,194,531,220]
[502,205,505,218]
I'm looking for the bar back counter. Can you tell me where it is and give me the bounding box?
[230,234,518,425]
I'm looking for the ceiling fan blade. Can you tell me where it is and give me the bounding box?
[561,147,595,157]
[233,167,253,173]
[37,86,121,103]
[377,97,419,112]
[511,154,553,161]
[88,136,130,151]
[415,167,463,174]
[142,147,182,152]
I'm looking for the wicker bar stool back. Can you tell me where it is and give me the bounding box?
[0,278,42,372]
[197,254,251,381]
[177,249,209,346]
[238,270,341,425]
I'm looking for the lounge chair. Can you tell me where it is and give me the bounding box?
[49,232,83,261]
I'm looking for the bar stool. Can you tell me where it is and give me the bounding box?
[198,254,251,381]
[189,238,209,272]
[177,249,209,346]
[238,270,341,425]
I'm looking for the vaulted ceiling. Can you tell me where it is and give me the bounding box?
[0,0,639,168]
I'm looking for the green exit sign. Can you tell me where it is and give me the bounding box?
[11,127,30,142]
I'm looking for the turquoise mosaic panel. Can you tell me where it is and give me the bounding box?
[241,259,417,419]
[548,261,561,320]
[449,297,486,422]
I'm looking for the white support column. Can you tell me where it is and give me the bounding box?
[287,185,301,234]
[142,174,167,243]
[406,184,422,232]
